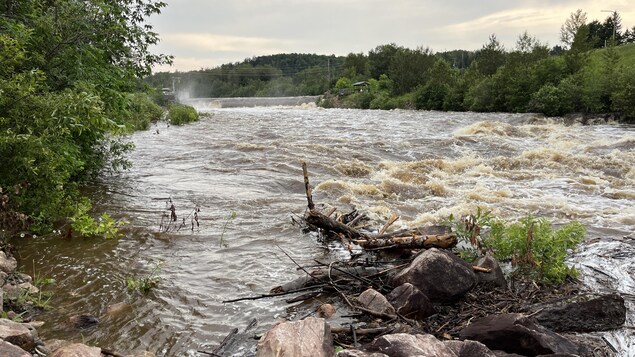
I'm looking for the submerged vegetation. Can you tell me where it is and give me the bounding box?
[127,261,163,294]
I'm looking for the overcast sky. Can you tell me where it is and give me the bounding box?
[150,0,635,72]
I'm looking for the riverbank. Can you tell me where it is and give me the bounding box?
[6,108,633,355]
[0,249,157,356]
[238,179,628,356]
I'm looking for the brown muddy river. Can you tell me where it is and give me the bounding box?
[14,106,635,356]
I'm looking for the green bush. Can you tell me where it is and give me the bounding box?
[0,0,170,234]
[121,93,164,131]
[369,93,397,110]
[445,210,586,284]
[168,104,199,125]
[611,66,635,121]
[484,216,586,283]
[530,84,569,116]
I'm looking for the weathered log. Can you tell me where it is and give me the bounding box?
[374,225,450,240]
[354,233,457,250]
[302,162,314,210]
[305,210,369,239]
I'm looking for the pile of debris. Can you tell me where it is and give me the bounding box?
[219,164,626,357]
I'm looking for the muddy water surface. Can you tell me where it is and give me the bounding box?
[15,107,635,356]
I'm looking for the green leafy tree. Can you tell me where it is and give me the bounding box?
[389,47,435,95]
[368,43,400,78]
[611,66,635,121]
[0,0,171,233]
[295,66,330,95]
[415,59,456,110]
[560,9,588,48]
[565,24,593,74]
[624,26,635,43]
[342,52,370,80]
[471,34,506,76]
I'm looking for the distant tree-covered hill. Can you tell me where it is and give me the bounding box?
[146,53,345,98]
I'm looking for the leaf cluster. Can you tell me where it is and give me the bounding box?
[126,261,163,294]
[168,104,199,126]
[485,216,586,283]
[445,211,586,284]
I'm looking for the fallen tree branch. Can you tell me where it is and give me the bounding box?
[223,284,328,303]
[305,210,370,240]
[378,212,400,236]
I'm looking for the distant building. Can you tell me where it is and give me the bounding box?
[353,81,369,92]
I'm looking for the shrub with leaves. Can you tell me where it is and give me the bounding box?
[485,216,586,283]
[168,104,199,125]
[445,210,586,284]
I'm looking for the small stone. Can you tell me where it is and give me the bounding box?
[367,333,457,357]
[357,289,396,316]
[473,255,506,288]
[0,251,17,273]
[28,320,45,329]
[0,340,31,357]
[316,304,336,319]
[0,318,36,351]
[68,314,99,329]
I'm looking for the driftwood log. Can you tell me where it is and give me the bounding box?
[301,162,456,250]
[354,233,457,250]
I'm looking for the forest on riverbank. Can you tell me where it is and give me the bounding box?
[148,9,635,122]
[0,0,172,234]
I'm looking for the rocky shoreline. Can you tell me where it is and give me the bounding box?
[0,250,154,357]
[251,248,626,357]
[1,243,627,357]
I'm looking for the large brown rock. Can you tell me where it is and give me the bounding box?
[387,283,434,320]
[0,318,35,351]
[532,293,626,332]
[367,333,457,357]
[0,340,31,357]
[357,288,396,316]
[392,248,477,303]
[256,317,333,357]
[460,313,584,356]
[49,343,101,357]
